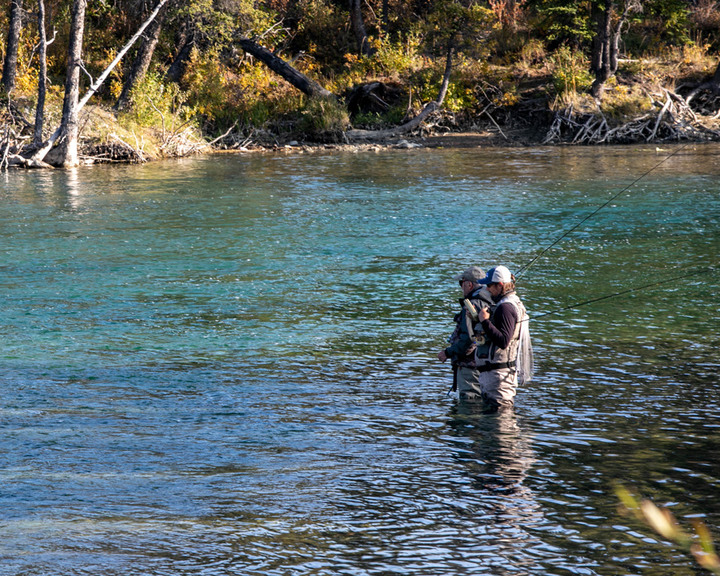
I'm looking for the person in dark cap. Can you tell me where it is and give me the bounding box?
[438,267,494,401]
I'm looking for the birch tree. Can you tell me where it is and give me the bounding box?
[33,0,50,146]
[49,0,88,167]
[31,0,170,166]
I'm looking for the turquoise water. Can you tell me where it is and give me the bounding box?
[1,144,719,575]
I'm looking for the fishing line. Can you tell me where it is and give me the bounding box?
[442,265,715,396]
[529,264,717,320]
[515,144,690,279]
[440,146,700,391]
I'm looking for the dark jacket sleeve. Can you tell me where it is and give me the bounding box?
[481,302,517,350]
[445,310,473,360]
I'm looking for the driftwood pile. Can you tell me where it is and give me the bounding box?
[544,89,720,145]
[0,101,38,169]
[84,138,147,163]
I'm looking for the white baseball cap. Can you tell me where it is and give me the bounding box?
[479,265,513,284]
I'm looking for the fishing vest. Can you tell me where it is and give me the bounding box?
[477,292,527,370]
[448,287,494,367]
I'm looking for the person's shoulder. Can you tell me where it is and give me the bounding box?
[471,289,493,306]
[497,299,520,319]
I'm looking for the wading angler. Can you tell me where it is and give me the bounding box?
[440,265,533,412]
[476,266,533,413]
[438,267,494,403]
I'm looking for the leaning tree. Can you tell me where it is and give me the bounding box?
[28,0,171,167]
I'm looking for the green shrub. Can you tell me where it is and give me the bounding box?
[336,32,423,93]
[516,38,548,72]
[411,66,478,113]
[125,72,193,128]
[549,46,593,95]
[297,96,349,140]
[352,105,407,129]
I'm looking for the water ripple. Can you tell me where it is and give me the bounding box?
[1,146,719,575]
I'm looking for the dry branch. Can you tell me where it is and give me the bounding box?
[544,89,720,145]
[109,133,146,162]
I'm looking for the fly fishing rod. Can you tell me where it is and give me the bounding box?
[515,144,690,280]
[442,145,699,396]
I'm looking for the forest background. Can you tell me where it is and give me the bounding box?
[2,0,720,167]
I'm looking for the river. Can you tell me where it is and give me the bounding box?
[1,143,719,575]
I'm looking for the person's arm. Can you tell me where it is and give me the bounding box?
[444,316,472,359]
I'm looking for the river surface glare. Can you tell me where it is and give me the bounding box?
[1,144,719,575]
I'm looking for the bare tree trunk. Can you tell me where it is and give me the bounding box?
[591,0,639,100]
[686,59,720,104]
[2,0,23,94]
[50,0,87,167]
[590,0,613,99]
[166,28,194,82]
[350,0,372,56]
[33,0,48,145]
[237,37,334,98]
[435,43,454,106]
[590,1,604,75]
[115,3,167,110]
[610,12,623,73]
[382,0,389,35]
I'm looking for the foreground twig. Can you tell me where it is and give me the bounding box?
[616,485,720,574]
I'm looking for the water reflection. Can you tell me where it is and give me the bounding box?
[447,406,536,494]
[450,408,540,509]
[62,167,83,212]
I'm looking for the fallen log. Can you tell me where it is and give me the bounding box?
[346,101,439,140]
[237,36,333,99]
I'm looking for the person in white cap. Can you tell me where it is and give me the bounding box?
[476,265,532,413]
[438,266,494,400]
